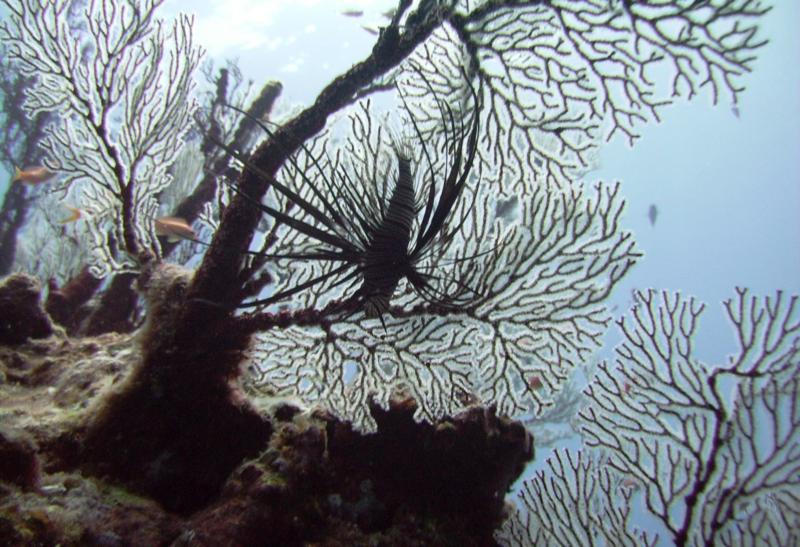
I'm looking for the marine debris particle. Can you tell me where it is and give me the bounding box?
[648,203,658,226]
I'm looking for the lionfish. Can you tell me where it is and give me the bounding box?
[218,69,482,320]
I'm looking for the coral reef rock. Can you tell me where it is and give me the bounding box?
[181,396,534,546]
[1,298,533,545]
[0,274,54,345]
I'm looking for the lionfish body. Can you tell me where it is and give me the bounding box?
[361,153,416,316]
[219,73,481,318]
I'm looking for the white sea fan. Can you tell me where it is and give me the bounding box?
[503,289,800,545]
[0,0,203,277]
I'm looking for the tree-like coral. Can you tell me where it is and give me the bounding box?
[0,0,202,276]
[242,99,639,429]
[0,0,776,523]
[499,289,800,545]
[416,0,770,187]
[230,0,768,431]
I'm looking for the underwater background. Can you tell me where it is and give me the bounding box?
[0,0,798,545]
[160,0,800,532]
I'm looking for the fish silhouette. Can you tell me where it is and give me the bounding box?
[13,165,55,185]
[155,216,197,242]
[648,204,658,226]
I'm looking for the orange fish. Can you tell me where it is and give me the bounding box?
[59,205,83,224]
[13,165,55,184]
[528,375,544,391]
[154,216,197,242]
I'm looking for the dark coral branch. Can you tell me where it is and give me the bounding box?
[44,266,102,332]
[0,184,32,275]
[161,79,283,260]
[83,272,139,335]
[0,63,53,275]
[232,299,476,336]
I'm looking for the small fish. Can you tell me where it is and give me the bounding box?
[361,24,379,36]
[154,216,197,242]
[59,205,83,224]
[528,375,544,391]
[13,165,55,184]
[647,204,658,227]
[341,9,363,17]
[381,8,396,19]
